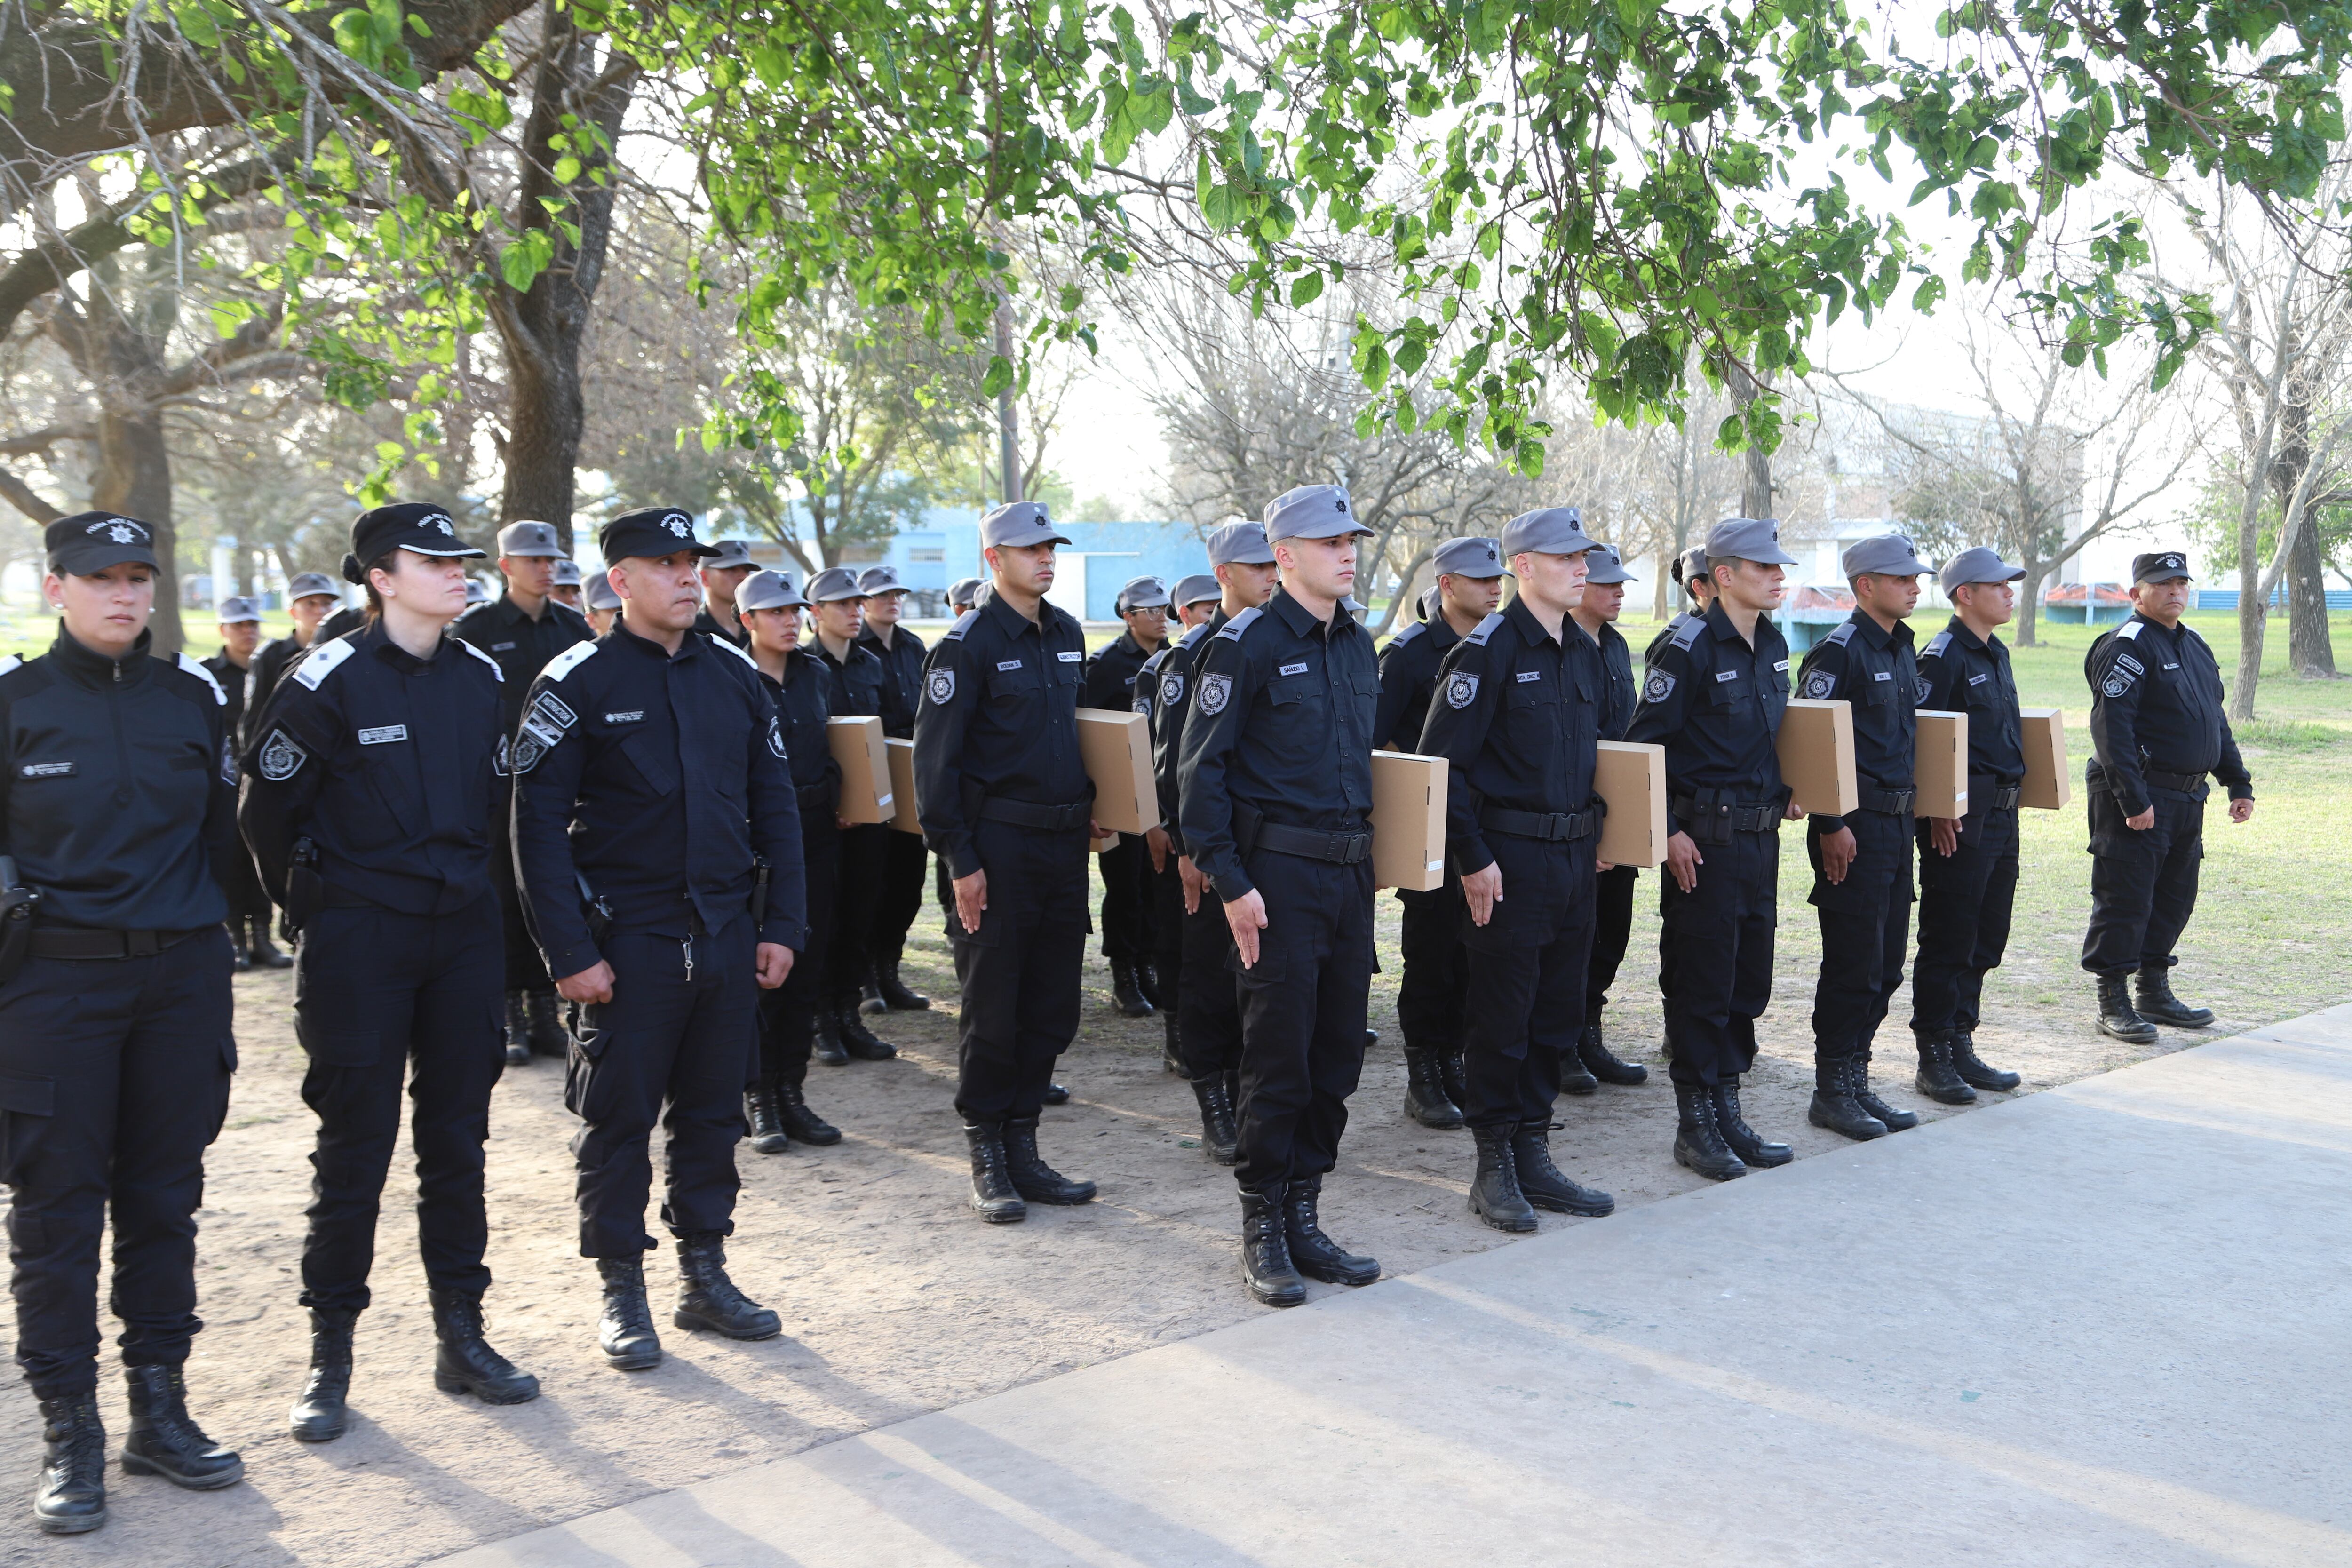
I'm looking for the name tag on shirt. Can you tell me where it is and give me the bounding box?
[1969,673,1989,685]
[1715,669,1739,683]
[1279,662,1310,676]
[357,725,408,746]
[1057,651,1083,662]
[491,641,517,652]
[2163,662,2180,670]
[19,761,72,778]
[1516,670,1542,683]
[997,660,1023,671]
[1774,659,1789,671]
[604,710,645,724]
[1872,670,1892,682]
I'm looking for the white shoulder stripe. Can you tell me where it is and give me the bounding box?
[453,637,504,681]
[176,651,226,704]
[539,640,600,683]
[290,636,355,690]
[0,655,22,678]
[708,635,758,668]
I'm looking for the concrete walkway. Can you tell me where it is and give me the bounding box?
[439,1007,2352,1568]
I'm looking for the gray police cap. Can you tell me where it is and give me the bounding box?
[1939,546,2026,596]
[1679,545,1709,589]
[584,569,621,611]
[703,538,755,570]
[807,566,864,602]
[737,568,809,613]
[1263,484,1370,542]
[1500,507,1600,560]
[857,565,906,596]
[1171,573,1221,608]
[948,576,983,608]
[1206,521,1276,565]
[465,578,490,604]
[1583,543,1636,584]
[1431,536,1505,579]
[981,501,1070,549]
[216,596,261,623]
[287,571,340,601]
[1116,575,1170,613]
[553,558,583,586]
[496,520,565,558]
[1704,517,1798,566]
[1842,532,1932,579]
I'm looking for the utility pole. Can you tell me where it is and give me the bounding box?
[994,293,1023,503]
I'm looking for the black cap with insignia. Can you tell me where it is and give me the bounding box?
[343,501,486,582]
[600,506,720,565]
[2132,551,2193,584]
[46,511,161,575]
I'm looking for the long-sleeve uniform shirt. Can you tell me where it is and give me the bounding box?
[0,629,236,931]
[812,635,892,725]
[239,623,506,915]
[1624,603,1792,836]
[453,594,595,738]
[1916,617,2024,789]
[2084,612,2253,815]
[1592,620,1636,742]
[509,621,807,981]
[244,633,313,750]
[856,624,927,740]
[761,648,841,806]
[1794,612,1920,835]
[1373,613,1462,752]
[1082,630,1159,715]
[913,593,1092,880]
[1177,589,1380,904]
[1416,599,1603,877]
[1138,617,1220,855]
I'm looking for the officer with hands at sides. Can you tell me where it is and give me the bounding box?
[736,570,847,1154]
[914,502,1103,1223]
[453,520,594,1067]
[2082,551,2254,1041]
[1375,536,1508,1129]
[246,570,347,747]
[1131,573,1224,1081]
[1911,547,2029,1098]
[552,558,585,612]
[854,565,934,1016]
[806,565,903,1063]
[1083,575,1172,1018]
[1625,518,1804,1182]
[0,512,246,1534]
[203,596,287,972]
[241,502,540,1445]
[511,505,807,1371]
[1418,508,1618,1231]
[584,569,621,636]
[1569,543,1650,1088]
[1179,486,1384,1307]
[693,538,757,645]
[1791,533,1933,1140]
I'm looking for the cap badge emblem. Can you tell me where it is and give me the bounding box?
[107,522,137,543]
[665,513,690,537]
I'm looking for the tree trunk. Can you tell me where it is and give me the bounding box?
[2016,559,2044,648]
[2286,516,2336,675]
[89,406,183,652]
[2233,504,2266,723]
[1723,361,1772,518]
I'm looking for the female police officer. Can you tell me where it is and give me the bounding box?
[0,512,245,1534]
[240,502,538,1445]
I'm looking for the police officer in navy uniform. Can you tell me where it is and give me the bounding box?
[511,505,807,1371]
[240,502,539,1445]
[1144,534,1279,1161]
[737,571,846,1153]
[1179,485,1383,1307]
[245,570,346,749]
[0,512,245,1533]
[693,537,756,645]
[2082,551,2254,1041]
[1569,543,1650,1087]
[1792,533,1934,1141]
[1375,536,1506,1129]
[1133,573,1224,1082]
[1625,518,1804,1182]
[584,568,621,637]
[202,596,286,972]
[1912,546,2029,1098]
[453,520,594,1067]
[1418,508,1618,1232]
[1645,544,1714,667]
[854,565,934,1015]
[806,565,903,1063]
[1083,575,1171,1017]
[915,502,1102,1222]
[552,557,585,612]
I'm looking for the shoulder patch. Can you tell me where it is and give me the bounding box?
[454,638,504,681]
[290,637,355,690]
[1388,620,1426,647]
[539,641,600,684]
[1214,605,1263,641]
[707,635,758,669]
[1443,670,1480,708]
[1922,631,1953,659]
[175,651,227,704]
[1642,669,1676,703]
[1802,669,1838,699]
[1463,612,1505,647]
[944,609,980,641]
[2117,621,2144,640]
[1669,617,1705,651]
[927,667,957,705]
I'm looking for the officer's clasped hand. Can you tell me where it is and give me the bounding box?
[557,960,616,1005]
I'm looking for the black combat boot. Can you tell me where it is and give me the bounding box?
[2135,967,2216,1028]
[1557,1048,1599,1096]
[812,1004,850,1066]
[430,1290,541,1402]
[674,1235,782,1340]
[858,975,887,1016]
[775,1082,842,1146]
[595,1255,663,1369]
[1577,1019,1649,1085]
[503,991,532,1067]
[1847,1058,1919,1130]
[119,1365,243,1490]
[33,1393,106,1534]
[227,920,252,974]
[1402,1048,1464,1128]
[1002,1117,1097,1204]
[1947,1029,2021,1091]
[2096,971,2159,1043]
[1913,1030,1979,1103]
[1284,1174,1380,1285]
[1439,1049,1470,1112]
[1239,1186,1307,1307]
[1190,1074,1240,1165]
[1673,1082,1748,1181]
[746,1081,788,1154]
[834,1000,898,1060]
[526,990,564,1055]
[1137,957,1169,1011]
[1708,1078,1794,1167]
[874,949,930,1010]
[1110,959,1154,1017]
[1468,1125,1538,1232]
[1511,1122,1616,1215]
[1810,1055,1890,1140]
[1162,1011,1185,1075]
[288,1308,355,1442]
[1042,1082,1071,1106]
[246,914,293,969]
[964,1122,1027,1223]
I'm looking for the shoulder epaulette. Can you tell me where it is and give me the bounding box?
[1823,621,1857,647]
[1179,621,1212,649]
[175,651,227,704]
[1138,648,1170,677]
[707,634,758,669]
[1214,605,1262,641]
[2117,621,2144,640]
[454,639,504,681]
[1922,630,1953,659]
[290,637,355,690]
[0,655,20,679]
[944,609,979,641]
[540,641,600,683]
[1463,612,1504,647]
[1387,620,1426,648]
[1669,616,1705,651]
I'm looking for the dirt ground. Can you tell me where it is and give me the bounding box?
[0,852,2306,1568]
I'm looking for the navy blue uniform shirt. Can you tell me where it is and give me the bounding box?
[1374,613,1461,751]
[1589,618,1636,741]
[2085,612,2253,815]
[1917,617,2024,787]
[855,623,926,740]
[1082,629,1159,713]
[1795,611,1919,833]
[1624,602,1791,835]
[761,647,840,799]
[1139,615,1220,855]
[453,592,593,736]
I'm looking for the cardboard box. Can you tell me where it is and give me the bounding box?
[1913,710,1970,818]
[827,716,892,825]
[1594,741,1669,867]
[1076,709,1160,835]
[1369,750,1448,891]
[883,738,922,834]
[1089,831,1120,853]
[2021,707,2072,810]
[1776,698,1858,818]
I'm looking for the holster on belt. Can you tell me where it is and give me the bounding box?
[0,857,39,985]
[576,869,614,946]
[285,838,324,937]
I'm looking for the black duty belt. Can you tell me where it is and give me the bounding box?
[1968,776,2023,812]
[1856,786,1916,816]
[1670,795,1783,834]
[2145,768,2208,794]
[29,926,207,960]
[1480,805,1600,842]
[1252,821,1374,865]
[978,796,1092,833]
